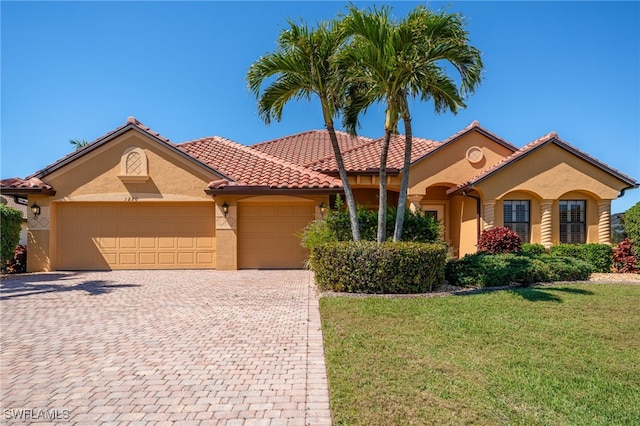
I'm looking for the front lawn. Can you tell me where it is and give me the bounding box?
[320,283,640,425]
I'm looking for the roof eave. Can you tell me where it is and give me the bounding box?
[0,187,57,196]
[205,186,343,196]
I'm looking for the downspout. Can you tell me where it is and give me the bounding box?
[463,190,482,240]
[618,185,638,199]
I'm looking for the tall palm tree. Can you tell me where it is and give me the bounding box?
[246,19,361,241]
[341,5,483,242]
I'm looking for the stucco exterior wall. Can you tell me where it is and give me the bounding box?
[408,131,514,195]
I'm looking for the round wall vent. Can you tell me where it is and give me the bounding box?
[466,146,484,164]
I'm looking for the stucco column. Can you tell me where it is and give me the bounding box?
[408,194,424,212]
[216,200,237,270]
[540,200,553,249]
[597,200,611,245]
[482,200,496,231]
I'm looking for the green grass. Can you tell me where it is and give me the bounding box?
[320,284,640,425]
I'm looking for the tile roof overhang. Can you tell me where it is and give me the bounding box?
[447,132,639,196]
[27,116,233,183]
[177,136,343,195]
[0,177,56,196]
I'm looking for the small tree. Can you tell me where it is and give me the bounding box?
[624,202,640,254]
[0,205,23,270]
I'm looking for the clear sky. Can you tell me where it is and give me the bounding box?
[2,1,639,213]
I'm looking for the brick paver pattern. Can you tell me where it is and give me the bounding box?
[1,270,331,425]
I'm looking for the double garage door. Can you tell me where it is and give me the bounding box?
[55,203,215,270]
[55,200,315,270]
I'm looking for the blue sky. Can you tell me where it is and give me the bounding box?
[2,1,639,213]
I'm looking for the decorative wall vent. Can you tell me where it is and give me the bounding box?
[119,147,149,183]
[466,146,484,164]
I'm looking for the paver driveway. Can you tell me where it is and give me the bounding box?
[0,270,331,425]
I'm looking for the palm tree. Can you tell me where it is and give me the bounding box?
[246,19,361,241]
[341,5,483,242]
[69,139,89,150]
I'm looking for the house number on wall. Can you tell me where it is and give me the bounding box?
[124,197,139,201]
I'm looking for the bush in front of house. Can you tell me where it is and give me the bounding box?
[445,252,593,288]
[6,245,27,274]
[0,204,23,271]
[612,238,638,273]
[300,199,441,249]
[310,241,448,293]
[521,243,547,256]
[624,202,640,254]
[477,226,522,254]
[549,243,612,273]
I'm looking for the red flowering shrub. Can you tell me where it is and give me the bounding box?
[477,227,522,254]
[612,238,638,273]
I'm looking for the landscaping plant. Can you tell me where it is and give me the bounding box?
[612,238,638,273]
[0,204,23,271]
[477,226,522,253]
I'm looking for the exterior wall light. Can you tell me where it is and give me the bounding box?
[319,202,327,219]
[31,202,41,218]
[222,201,229,217]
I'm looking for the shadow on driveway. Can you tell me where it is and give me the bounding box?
[0,273,139,300]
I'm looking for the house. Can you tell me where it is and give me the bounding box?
[0,194,28,245]
[1,117,637,272]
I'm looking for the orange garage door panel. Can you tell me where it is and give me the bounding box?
[238,203,314,269]
[55,203,215,270]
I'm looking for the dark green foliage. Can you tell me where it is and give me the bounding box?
[521,243,546,256]
[445,252,593,288]
[477,226,522,253]
[300,202,440,250]
[0,204,23,270]
[624,202,640,254]
[549,243,612,273]
[311,241,448,293]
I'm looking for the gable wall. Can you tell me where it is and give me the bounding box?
[408,131,514,194]
[45,130,217,202]
[476,143,626,201]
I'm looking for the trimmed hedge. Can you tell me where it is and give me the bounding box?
[445,252,593,288]
[310,241,447,293]
[1,204,23,269]
[549,243,612,273]
[477,226,522,254]
[521,243,546,256]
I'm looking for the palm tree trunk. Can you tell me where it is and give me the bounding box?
[327,124,361,241]
[377,129,392,243]
[394,112,413,241]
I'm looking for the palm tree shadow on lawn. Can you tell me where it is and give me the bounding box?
[509,286,595,303]
[0,274,140,300]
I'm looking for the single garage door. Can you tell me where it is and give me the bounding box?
[55,202,215,270]
[238,201,315,269]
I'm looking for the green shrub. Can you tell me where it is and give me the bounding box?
[624,202,640,254]
[0,204,23,270]
[445,252,593,288]
[550,243,612,273]
[310,241,447,293]
[521,243,546,256]
[318,199,441,243]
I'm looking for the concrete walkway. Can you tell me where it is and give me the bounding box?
[0,270,331,425]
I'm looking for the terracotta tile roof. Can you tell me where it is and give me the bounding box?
[252,129,439,173]
[0,177,56,195]
[250,130,373,167]
[310,133,439,173]
[448,131,639,195]
[177,136,342,190]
